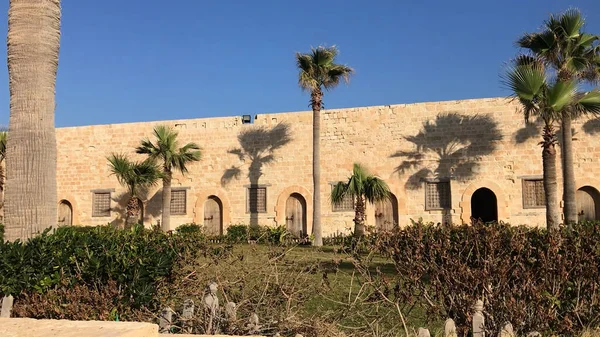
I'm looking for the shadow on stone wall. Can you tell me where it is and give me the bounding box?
[583,118,600,135]
[221,122,292,227]
[110,188,161,229]
[391,112,503,223]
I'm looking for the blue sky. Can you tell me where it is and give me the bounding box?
[0,0,599,127]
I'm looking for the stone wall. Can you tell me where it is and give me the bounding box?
[56,97,600,235]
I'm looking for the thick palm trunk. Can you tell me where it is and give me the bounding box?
[561,116,577,225]
[543,125,560,230]
[4,0,61,241]
[161,171,172,231]
[0,162,5,221]
[354,196,366,237]
[126,197,140,226]
[311,89,323,246]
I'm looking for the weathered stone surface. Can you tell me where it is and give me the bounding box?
[1,295,14,318]
[159,307,174,333]
[499,322,514,337]
[182,299,194,319]
[472,300,485,337]
[52,97,600,232]
[0,318,157,337]
[444,318,457,337]
[417,327,431,337]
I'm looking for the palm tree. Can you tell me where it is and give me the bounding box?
[296,45,354,246]
[4,0,61,241]
[107,154,162,226]
[331,163,391,237]
[136,125,201,231]
[517,8,600,224]
[504,56,600,229]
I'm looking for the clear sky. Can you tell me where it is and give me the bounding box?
[0,0,599,127]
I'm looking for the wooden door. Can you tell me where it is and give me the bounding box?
[58,201,72,226]
[286,194,306,237]
[577,187,598,221]
[204,197,222,235]
[375,195,398,231]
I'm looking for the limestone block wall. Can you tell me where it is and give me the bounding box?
[56,97,600,235]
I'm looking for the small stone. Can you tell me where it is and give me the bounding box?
[472,300,485,337]
[182,299,194,319]
[444,318,457,337]
[498,322,514,337]
[225,302,237,322]
[1,295,14,318]
[418,327,431,337]
[159,307,174,333]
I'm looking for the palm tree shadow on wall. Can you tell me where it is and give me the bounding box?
[110,188,161,229]
[221,122,293,227]
[390,112,503,224]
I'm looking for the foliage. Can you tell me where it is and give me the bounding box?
[13,280,127,321]
[226,224,248,243]
[106,153,162,197]
[0,223,4,241]
[135,125,202,174]
[295,45,354,92]
[375,220,600,336]
[0,224,201,308]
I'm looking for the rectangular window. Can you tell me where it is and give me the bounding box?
[331,184,354,212]
[522,179,545,208]
[247,186,267,213]
[92,192,111,217]
[170,189,187,215]
[425,181,451,210]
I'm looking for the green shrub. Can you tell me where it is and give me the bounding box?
[0,223,4,241]
[376,220,600,336]
[0,224,204,308]
[176,223,203,235]
[226,224,248,243]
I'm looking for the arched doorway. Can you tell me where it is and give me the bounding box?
[577,186,600,221]
[286,193,307,237]
[204,196,223,235]
[375,194,398,231]
[471,188,498,223]
[58,200,73,226]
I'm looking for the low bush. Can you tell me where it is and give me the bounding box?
[375,220,600,336]
[226,224,248,243]
[0,224,204,309]
[0,223,4,241]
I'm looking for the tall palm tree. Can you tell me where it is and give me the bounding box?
[331,163,391,237]
[4,0,61,241]
[107,153,162,226]
[136,125,201,231]
[296,45,354,246]
[518,8,600,224]
[504,56,600,229]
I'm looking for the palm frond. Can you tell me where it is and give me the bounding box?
[363,176,391,203]
[502,61,547,101]
[546,80,577,111]
[557,8,584,39]
[331,181,350,205]
[0,131,7,162]
[575,90,600,115]
[296,45,353,93]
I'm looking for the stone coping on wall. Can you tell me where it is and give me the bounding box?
[0,318,264,337]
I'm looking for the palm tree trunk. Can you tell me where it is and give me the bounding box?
[161,170,172,231]
[311,89,323,246]
[543,125,560,230]
[4,0,61,241]
[0,162,5,221]
[561,115,577,225]
[354,196,366,237]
